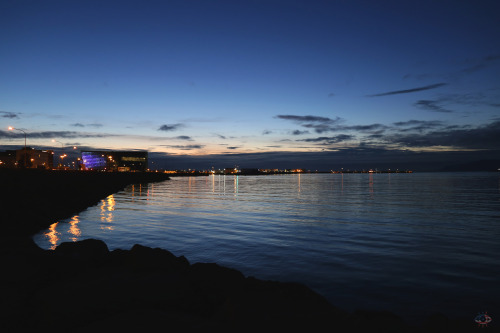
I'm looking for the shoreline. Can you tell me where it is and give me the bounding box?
[0,169,485,331]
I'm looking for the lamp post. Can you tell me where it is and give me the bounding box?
[8,126,27,168]
[52,139,65,169]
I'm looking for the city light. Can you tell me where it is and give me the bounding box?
[8,126,27,167]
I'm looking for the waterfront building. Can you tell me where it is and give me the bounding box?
[0,147,54,169]
[81,151,148,171]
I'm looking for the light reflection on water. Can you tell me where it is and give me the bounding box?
[33,173,500,322]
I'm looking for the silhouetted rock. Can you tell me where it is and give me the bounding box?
[54,238,109,260]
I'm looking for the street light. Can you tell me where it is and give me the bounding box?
[52,139,65,169]
[8,126,27,167]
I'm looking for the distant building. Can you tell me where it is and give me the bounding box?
[81,151,148,171]
[0,147,54,169]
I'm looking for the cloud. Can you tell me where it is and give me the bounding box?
[298,134,354,144]
[0,130,112,139]
[291,130,309,135]
[302,123,334,134]
[276,115,336,123]
[368,83,447,97]
[339,124,388,132]
[1,111,20,119]
[388,120,500,149]
[262,130,272,135]
[214,133,226,139]
[393,120,444,132]
[158,123,184,131]
[393,120,443,127]
[414,100,453,113]
[162,144,205,150]
[461,54,500,74]
[175,135,192,141]
[276,114,343,134]
[227,146,239,150]
[71,123,103,128]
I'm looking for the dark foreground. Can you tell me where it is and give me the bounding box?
[0,169,494,332]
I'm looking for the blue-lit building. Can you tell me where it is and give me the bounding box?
[81,151,148,171]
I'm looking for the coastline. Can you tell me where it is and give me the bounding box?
[0,170,485,332]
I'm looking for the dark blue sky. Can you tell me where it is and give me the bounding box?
[1,0,499,170]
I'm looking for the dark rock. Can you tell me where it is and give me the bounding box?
[352,309,411,333]
[54,238,109,260]
[108,244,190,272]
[189,262,245,288]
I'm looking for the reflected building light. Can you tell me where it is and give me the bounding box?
[107,195,115,212]
[45,222,60,250]
[68,215,81,241]
[100,194,115,224]
[297,173,301,193]
[234,175,239,195]
[212,173,215,193]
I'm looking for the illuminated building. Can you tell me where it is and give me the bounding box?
[0,147,54,169]
[81,151,148,171]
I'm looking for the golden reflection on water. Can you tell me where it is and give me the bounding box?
[45,222,60,250]
[68,215,81,241]
[297,173,301,193]
[100,194,115,230]
[234,175,239,195]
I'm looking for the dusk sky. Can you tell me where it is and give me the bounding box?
[2,0,499,170]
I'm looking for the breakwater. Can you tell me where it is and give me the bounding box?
[1,169,170,244]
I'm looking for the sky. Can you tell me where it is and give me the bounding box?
[1,0,500,170]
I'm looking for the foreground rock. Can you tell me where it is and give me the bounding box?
[0,239,485,332]
[0,239,344,331]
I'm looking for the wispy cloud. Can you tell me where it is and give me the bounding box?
[71,123,103,128]
[339,124,388,132]
[368,83,447,97]
[387,120,500,149]
[276,114,343,134]
[175,135,192,141]
[461,54,500,74]
[1,111,20,119]
[158,123,184,131]
[393,120,444,132]
[298,134,354,144]
[0,130,112,139]
[214,133,227,139]
[276,115,335,123]
[291,130,309,135]
[414,100,453,113]
[162,144,204,150]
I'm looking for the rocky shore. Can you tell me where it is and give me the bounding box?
[0,169,487,332]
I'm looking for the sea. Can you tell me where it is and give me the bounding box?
[33,172,500,323]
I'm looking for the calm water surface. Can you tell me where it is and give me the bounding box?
[34,172,500,322]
